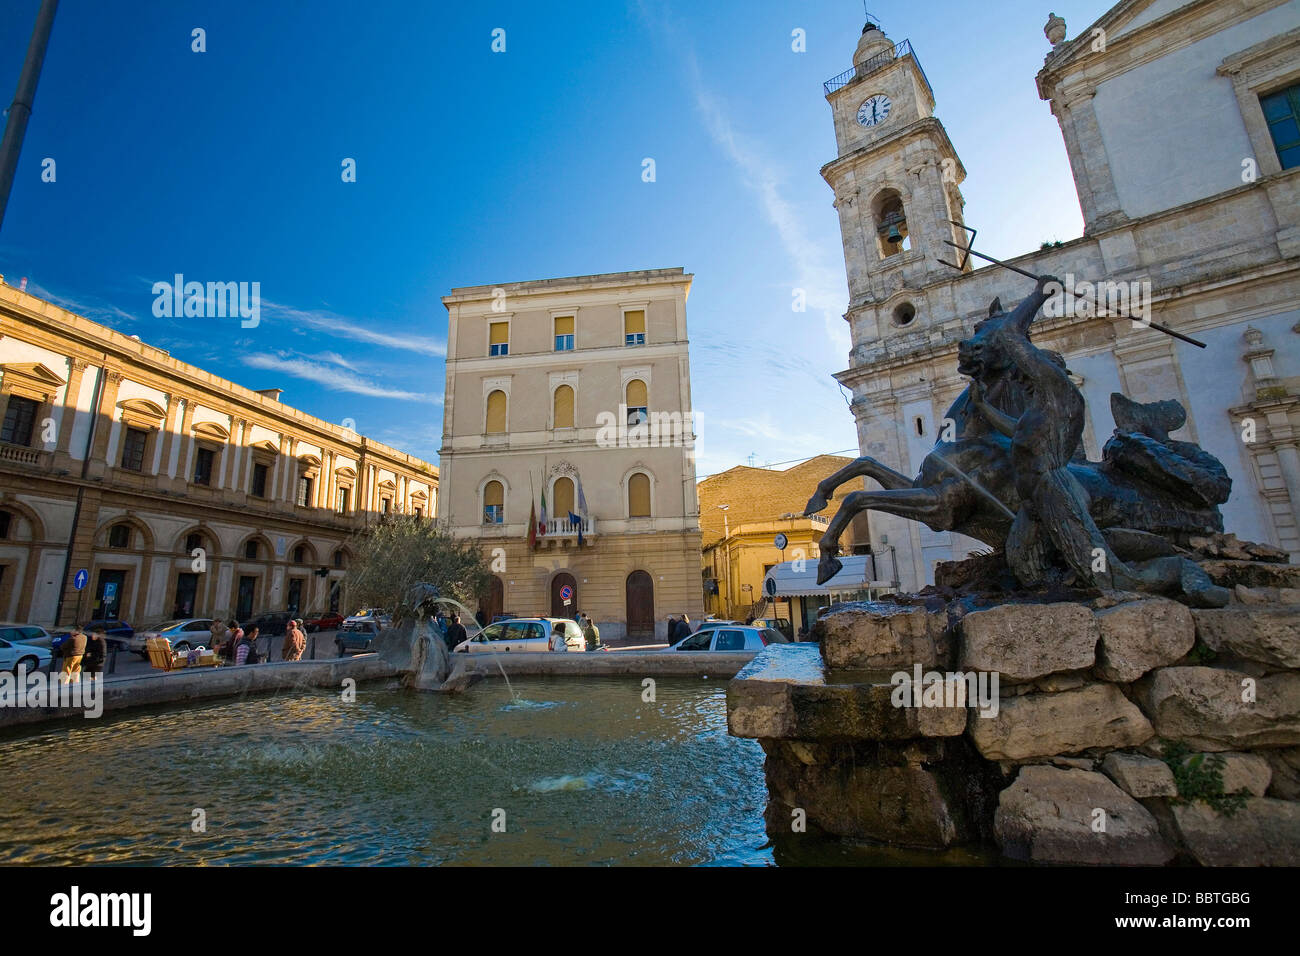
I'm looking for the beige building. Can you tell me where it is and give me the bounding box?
[697,455,877,627]
[439,268,704,641]
[823,2,1300,591]
[0,280,438,627]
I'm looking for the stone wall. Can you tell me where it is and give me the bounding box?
[728,556,1300,865]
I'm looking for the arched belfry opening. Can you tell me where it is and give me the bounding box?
[874,189,910,258]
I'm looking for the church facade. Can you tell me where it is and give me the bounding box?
[824,0,1300,591]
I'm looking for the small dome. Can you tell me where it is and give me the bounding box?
[853,23,894,67]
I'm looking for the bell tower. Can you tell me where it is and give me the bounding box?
[821,23,971,330]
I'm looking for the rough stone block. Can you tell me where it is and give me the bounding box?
[1262,748,1300,800]
[1094,599,1194,682]
[1200,560,1300,591]
[960,603,1097,683]
[818,602,950,670]
[969,683,1153,761]
[1193,606,1300,669]
[1173,798,1300,866]
[1213,752,1272,797]
[1101,751,1177,798]
[1136,666,1300,751]
[995,766,1173,865]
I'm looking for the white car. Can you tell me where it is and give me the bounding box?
[453,617,586,653]
[0,634,54,673]
[667,625,790,652]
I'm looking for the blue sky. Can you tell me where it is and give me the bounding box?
[0,0,1112,476]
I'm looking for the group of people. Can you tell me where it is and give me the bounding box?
[206,618,307,665]
[666,614,693,644]
[55,623,109,682]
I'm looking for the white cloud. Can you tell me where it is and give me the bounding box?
[261,300,446,357]
[240,352,440,402]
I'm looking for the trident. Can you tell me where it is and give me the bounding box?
[937,221,1206,349]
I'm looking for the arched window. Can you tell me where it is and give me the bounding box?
[333,549,346,569]
[184,532,203,553]
[486,390,507,433]
[554,477,575,517]
[874,189,910,258]
[484,480,504,524]
[245,540,259,560]
[553,385,574,429]
[625,379,648,426]
[108,524,131,549]
[293,544,305,563]
[0,510,11,539]
[628,473,651,518]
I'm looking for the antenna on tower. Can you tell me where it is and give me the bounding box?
[863,6,881,30]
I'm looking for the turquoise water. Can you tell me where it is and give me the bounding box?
[0,677,777,865]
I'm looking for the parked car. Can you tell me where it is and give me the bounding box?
[128,619,215,657]
[667,625,790,652]
[0,622,59,649]
[452,617,586,653]
[748,617,794,639]
[49,620,133,654]
[303,612,344,633]
[242,611,294,637]
[0,634,53,673]
[335,619,381,656]
[690,619,743,634]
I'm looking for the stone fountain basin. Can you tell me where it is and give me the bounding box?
[727,643,968,742]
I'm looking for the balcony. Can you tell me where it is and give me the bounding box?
[0,442,48,467]
[536,514,596,545]
[823,39,928,96]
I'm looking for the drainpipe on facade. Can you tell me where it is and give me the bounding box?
[53,361,104,625]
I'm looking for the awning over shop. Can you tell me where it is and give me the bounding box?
[762,554,892,598]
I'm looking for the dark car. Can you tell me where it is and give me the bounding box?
[51,619,132,653]
[335,620,380,656]
[242,611,294,636]
[303,612,344,633]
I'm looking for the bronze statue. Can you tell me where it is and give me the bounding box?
[806,277,1232,607]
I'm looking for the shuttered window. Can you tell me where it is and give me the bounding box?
[484,480,504,524]
[624,310,645,346]
[489,322,509,356]
[628,473,651,517]
[626,379,648,425]
[554,315,575,351]
[554,477,575,517]
[486,390,507,433]
[553,385,574,428]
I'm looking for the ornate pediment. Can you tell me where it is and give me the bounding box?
[192,420,230,442]
[2,363,66,403]
[118,397,167,429]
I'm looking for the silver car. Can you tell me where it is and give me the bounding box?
[128,619,216,657]
[0,623,57,649]
[667,625,790,652]
[453,617,586,653]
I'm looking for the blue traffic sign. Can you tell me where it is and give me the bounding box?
[73,569,88,591]
[559,584,573,601]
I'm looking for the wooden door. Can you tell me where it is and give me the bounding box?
[480,575,503,622]
[626,570,654,641]
[550,573,577,618]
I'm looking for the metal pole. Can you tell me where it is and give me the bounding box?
[0,0,59,233]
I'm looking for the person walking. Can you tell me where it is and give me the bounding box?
[82,625,108,680]
[237,626,260,665]
[59,624,87,683]
[444,614,467,653]
[282,619,306,662]
[208,619,229,654]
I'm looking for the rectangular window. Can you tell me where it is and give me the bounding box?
[624,309,646,347]
[194,447,215,486]
[336,487,350,515]
[489,321,509,357]
[296,475,312,507]
[120,428,148,472]
[251,462,269,497]
[554,315,574,351]
[1262,84,1300,170]
[627,406,648,426]
[484,504,503,524]
[0,395,38,447]
[381,497,391,514]
[413,506,422,519]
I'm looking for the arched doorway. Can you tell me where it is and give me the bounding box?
[480,575,504,623]
[626,570,654,641]
[550,572,577,618]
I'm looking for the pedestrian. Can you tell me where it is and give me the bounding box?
[580,613,602,652]
[444,614,467,653]
[82,625,108,680]
[475,608,487,629]
[208,619,229,655]
[282,619,306,662]
[60,624,87,683]
[549,620,570,652]
[671,615,691,644]
[237,626,260,665]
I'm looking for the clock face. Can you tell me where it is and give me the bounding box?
[856,94,892,128]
